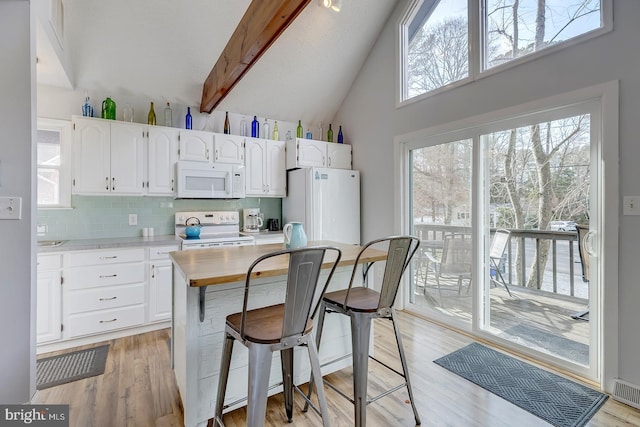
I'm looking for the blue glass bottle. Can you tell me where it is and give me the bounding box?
[337,125,343,143]
[185,107,192,129]
[305,129,312,139]
[251,116,259,138]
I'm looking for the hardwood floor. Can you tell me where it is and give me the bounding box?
[33,314,640,426]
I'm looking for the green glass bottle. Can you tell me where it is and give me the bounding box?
[148,102,156,125]
[327,123,333,143]
[272,121,279,140]
[296,120,303,138]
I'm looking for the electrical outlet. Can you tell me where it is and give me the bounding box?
[623,196,640,215]
[129,214,138,225]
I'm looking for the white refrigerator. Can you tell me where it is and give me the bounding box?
[283,167,360,244]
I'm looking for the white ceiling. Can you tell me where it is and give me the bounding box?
[37,0,398,126]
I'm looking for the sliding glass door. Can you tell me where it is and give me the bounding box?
[403,96,605,382]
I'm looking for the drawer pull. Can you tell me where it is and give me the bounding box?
[100,256,118,260]
[99,296,117,301]
[99,274,117,278]
[99,318,117,323]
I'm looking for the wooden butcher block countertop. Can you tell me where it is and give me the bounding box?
[169,241,387,288]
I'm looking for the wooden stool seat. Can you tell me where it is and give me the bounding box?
[226,304,313,344]
[322,288,380,313]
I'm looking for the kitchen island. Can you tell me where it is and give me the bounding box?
[170,241,387,427]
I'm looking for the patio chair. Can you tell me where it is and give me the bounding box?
[489,229,513,296]
[424,233,472,302]
[571,225,590,321]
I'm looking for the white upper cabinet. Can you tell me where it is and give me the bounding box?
[73,117,145,195]
[213,134,244,164]
[245,138,286,197]
[178,129,213,162]
[286,138,352,170]
[327,143,352,169]
[147,127,178,196]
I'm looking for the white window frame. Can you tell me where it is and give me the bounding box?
[37,117,72,208]
[397,0,613,107]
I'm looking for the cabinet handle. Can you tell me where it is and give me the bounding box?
[151,264,155,278]
[105,177,109,190]
[99,296,117,301]
[99,318,117,323]
[328,157,332,167]
[112,177,116,191]
[99,256,118,259]
[171,179,174,192]
[99,274,117,278]
[322,156,326,166]
[266,184,269,192]
[206,149,210,160]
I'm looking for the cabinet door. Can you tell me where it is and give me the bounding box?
[327,143,352,169]
[72,118,111,194]
[245,138,267,196]
[266,140,286,196]
[213,134,244,164]
[149,261,173,322]
[110,122,145,194]
[297,138,326,167]
[179,129,212,162]
[37,269,62,344]
[148,127,178,195]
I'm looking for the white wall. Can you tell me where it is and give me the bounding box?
[0,0,36,402]
[336,0,640,386]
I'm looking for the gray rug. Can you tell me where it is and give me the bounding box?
[37,344,109,390]
[501,324,589,366]
[434,342,607,427]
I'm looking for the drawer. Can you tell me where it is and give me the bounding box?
[67,283,145,314]
[66,304,145,338]
[148,245,180,260]
[66,248,145,267]
[66,263,145,290]
[37,254,61,270]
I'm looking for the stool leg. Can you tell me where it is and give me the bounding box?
[214,332,234,426]
[247,343,273,427]
[304,301,328,412]
[307,337,331,427]
[280,348,294,422]
[390,309,421,425]
[351,312,372,427]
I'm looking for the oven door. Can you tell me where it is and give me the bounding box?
[176,162,232,199]
[181,240,254,250]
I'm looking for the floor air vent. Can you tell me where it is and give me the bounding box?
[612,379,640,409]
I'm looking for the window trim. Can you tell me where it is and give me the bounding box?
[37,117,72,209]
[397,0,613,107]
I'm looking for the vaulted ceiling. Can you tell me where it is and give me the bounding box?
[37,0,398,126]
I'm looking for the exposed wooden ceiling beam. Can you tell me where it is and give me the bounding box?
[200,0,312,113]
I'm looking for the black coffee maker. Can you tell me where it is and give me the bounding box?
[266,218,280,231]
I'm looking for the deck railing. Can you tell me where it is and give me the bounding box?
[413,223,585,298]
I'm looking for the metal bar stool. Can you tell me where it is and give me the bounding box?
[306,236,422,426]
[213,245,342,427]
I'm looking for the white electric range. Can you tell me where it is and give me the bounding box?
[175,211,254,250]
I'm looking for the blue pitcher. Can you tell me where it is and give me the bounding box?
[283,222,307,249]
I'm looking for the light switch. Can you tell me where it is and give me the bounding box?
[129,214,138,225]
[0,197,22,219]
[623,196,640,215]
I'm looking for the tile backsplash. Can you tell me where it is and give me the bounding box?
[37,196,282,240]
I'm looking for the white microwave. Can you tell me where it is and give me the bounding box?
[176,161,245,199]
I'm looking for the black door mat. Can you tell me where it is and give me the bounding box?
[37,344,109,390]
[434,342,607,427]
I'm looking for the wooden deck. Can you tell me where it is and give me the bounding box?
[413,276,591,366]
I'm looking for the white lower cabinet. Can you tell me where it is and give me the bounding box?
[148,245,179,322]
[36,254,62,344]
[64,248,147,338]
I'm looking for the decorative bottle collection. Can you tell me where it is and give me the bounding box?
[224,111,231,134]
[185,107,192,129]
[80,95,350,144]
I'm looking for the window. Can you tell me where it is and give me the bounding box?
[400,0,609,102]
[37,118,71,208]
